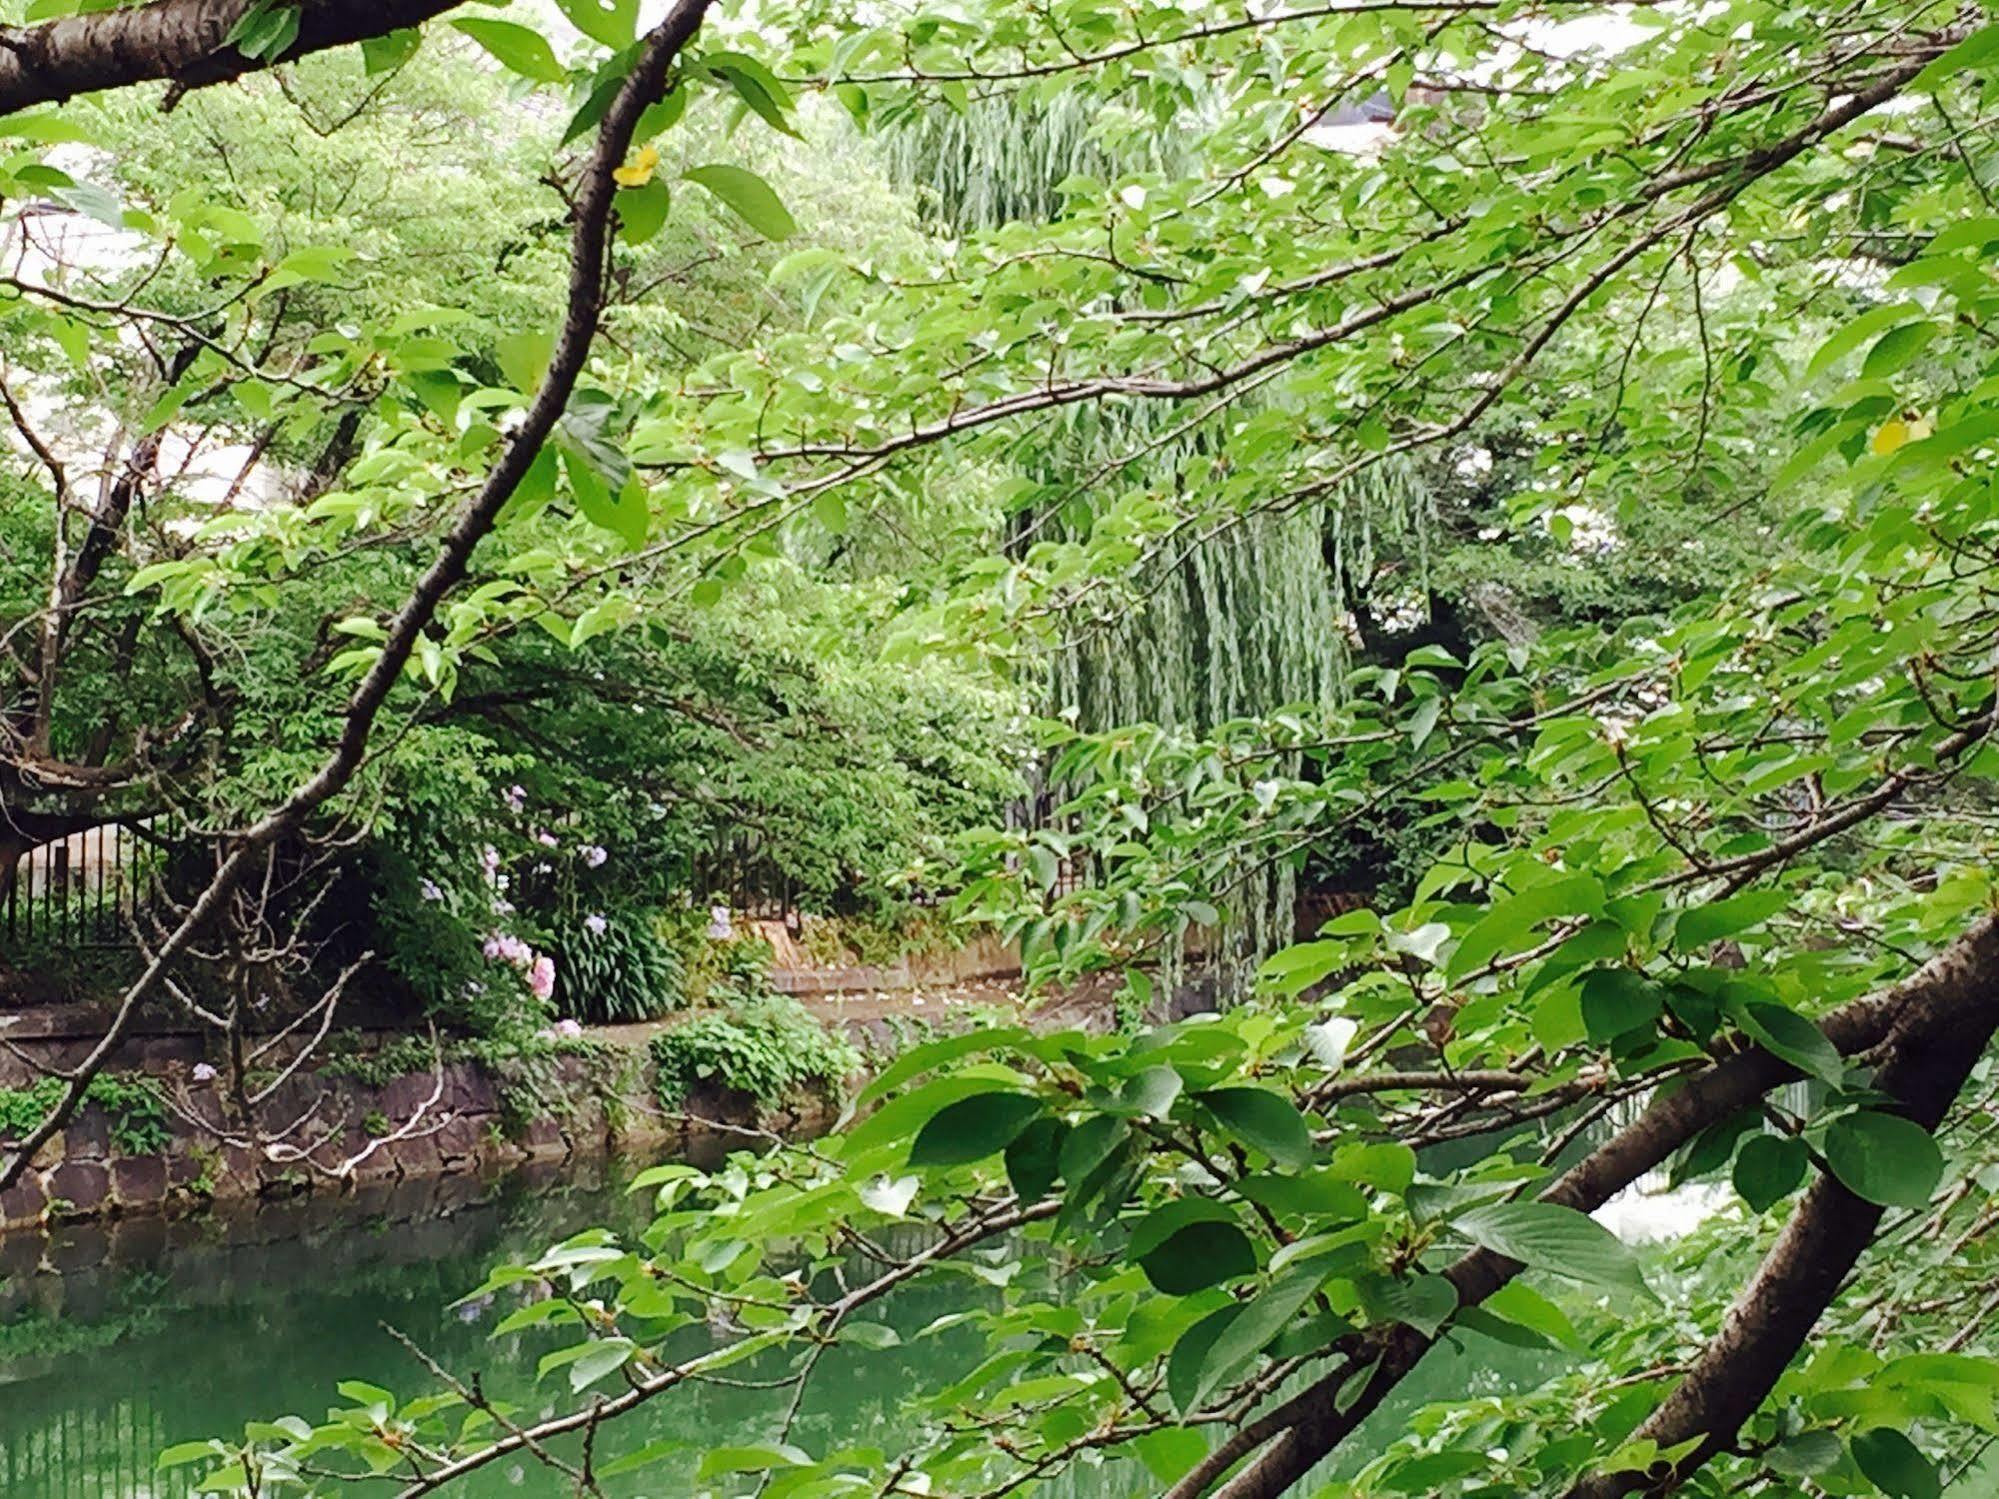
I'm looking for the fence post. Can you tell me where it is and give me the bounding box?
[52,842,69,949]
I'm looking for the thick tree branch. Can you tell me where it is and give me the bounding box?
[1177,912,1999,1499]
[1563,915,1999,1498]
[0,0,467,118]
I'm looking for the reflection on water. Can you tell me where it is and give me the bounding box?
[0,1149,1142,1498]
[0,1145,1686,1499]
[0,1148,977,1497]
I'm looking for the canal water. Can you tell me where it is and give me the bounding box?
[0,1151,1024,1498]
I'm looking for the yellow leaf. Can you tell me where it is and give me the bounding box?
[612,144,659,188]
[1871,418,1909,456]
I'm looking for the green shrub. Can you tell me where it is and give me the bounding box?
[648,996,860,1110]
[0,1071,171,1156]
[556,909,684,1023]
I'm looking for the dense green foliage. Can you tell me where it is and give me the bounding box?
[648,994,863,1110]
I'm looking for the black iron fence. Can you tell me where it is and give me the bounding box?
[691,831,804,925]
[3,823,155,954]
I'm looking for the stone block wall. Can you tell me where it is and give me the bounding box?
[0,1048,786,1234]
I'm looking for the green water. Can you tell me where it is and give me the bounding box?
[0,1152,1027,1498]
[0,1148,1540,1498]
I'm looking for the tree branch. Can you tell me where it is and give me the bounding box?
[1177,912,1999,1499]
[0,0,467,118]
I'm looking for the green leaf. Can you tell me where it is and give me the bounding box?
[1004,1116,1067,1203]
[1185,1265,1329,1411]
[1579,968,1666,1043]
[597,1440,684,1479]
[1850,1428,1941,1499]
[1481,1280,1583,1350]
[1732,1133,1808,1213]
[1448,874,1604,980]
[1133,1203,1259,1294]
[1454,1202,1651,1298]
[1824,1111,1943,1210]
[1357,1272,1458,1336]
[497,329,552,395]
[856,1173,918,1218]
[561,451,649,550]
[1119,1065,1183,1120]
[555,0,637,48]
[1734,1000,1844,1086]
[566,1337,635,1392]
[1673,890,1789,951]
[1167,1304,1241,1414]
[1140,1220,1257,1294]
[698,1444,809,1479]
[908,1091,1044,1167]
[707,53,801,139]
[685,164,796,240]
[159,1442,227,1470]
[360,28,421,74]
[451,18,567,83]
[617,179,670,245]
[836,1321,901,1349]
[1766,1430,1842,1477]
[1196,1087,1315,1169]
[1913,20,1999,91]
[1861,320,1936,379]
[856,1027,1035,1107]
[841,1070,1029,1158]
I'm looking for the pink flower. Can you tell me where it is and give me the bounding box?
[505,784,527,811]
[554,1018,583,1039]
[484,932,533,967]
[480,845,501,876]
[581,844,608,869]
[191,1062,218,1084]
[535,830,560,849]
[528,954,557,1002]
[418,878,443,902]
[584,912,608,936]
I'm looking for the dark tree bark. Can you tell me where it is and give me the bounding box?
[0,0,468,117]
[1563,918,1999,1498]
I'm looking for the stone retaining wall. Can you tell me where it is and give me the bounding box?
[0,1047,813,1236]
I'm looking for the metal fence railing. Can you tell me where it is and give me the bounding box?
[691,832,800,925]
[3,823,154,953]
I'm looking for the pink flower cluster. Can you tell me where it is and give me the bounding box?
[483,932,533,965]
[483,930,558,1003]
[528,954,556,1002]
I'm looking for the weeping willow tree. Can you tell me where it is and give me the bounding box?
[875,93,1438,999]
[1040,408,1433,993]
[873,89,1173,233]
